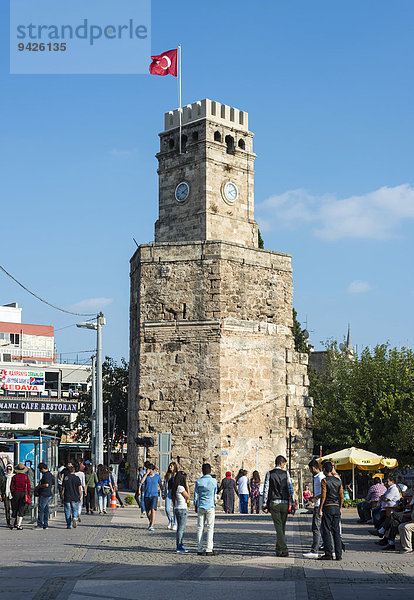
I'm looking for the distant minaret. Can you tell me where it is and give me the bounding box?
[345,324,354,357]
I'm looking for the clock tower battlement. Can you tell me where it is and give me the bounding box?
[155,99,258,247]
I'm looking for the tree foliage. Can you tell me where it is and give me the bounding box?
[310,341,414,465]
[73,356,128,446]
[292,309,311,354]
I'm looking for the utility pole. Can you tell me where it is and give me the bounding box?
[77,314,106,467]
[107,403,111,466]
[96,312,105,466]
[91,355,96,465]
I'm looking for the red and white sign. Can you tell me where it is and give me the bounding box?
[0,369,45,392]
[149,49,178,77]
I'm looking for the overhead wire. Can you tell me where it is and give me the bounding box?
[0,264,98,317]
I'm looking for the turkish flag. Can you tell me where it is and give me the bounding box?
[149,49,178,77]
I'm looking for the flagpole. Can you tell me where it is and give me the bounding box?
[178,44,182,154]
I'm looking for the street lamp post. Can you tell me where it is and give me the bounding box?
[91,355,96,464]
[77,313,106,466]
[95,313,104,466]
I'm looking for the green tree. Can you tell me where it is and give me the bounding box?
[310,342,414,465]
[74,356,128,447]
[292,309,311,354]
[258,229,264,249]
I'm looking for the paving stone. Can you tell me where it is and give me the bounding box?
[1,504,414,599]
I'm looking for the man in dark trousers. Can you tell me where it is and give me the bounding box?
[36,463,54,530]
[303,459,325,558]
[61,466,82,529]
[263,455,295,557]
[318,461,344,561]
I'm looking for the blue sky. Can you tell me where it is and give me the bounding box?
[1,0,413,363]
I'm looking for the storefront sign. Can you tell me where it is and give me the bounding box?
[0,369,45,392]
[0,399,78,413]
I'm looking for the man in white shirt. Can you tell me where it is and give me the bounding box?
[75,466,87,523]
[303,459,325,558]
[237,471,250,514]
[397,476,408,494]
[372,475,401,530]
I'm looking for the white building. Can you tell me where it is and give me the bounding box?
[0,302,54,364]
[0,303,91,431]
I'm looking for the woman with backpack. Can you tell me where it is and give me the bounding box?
[96,464,113,515]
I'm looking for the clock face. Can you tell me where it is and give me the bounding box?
[175,181,190,203]
[224,181,239,203]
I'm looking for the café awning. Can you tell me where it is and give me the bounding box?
[319,447,398,471]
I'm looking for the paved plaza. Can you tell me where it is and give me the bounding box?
[1,500,413,600]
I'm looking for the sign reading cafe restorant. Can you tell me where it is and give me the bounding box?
[0,369,45,392]
[0,399,78,414]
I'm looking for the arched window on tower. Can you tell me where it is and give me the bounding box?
[225,135,235,155]
[238,139,245,150]
[214,130,222,142]
[168,138,175,150]
[181,134,188,153]
[192,131,199,142]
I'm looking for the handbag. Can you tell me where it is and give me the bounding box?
[101,484,111,496]
[24,493,32,504]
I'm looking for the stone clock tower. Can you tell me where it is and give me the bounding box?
[155,99,257,247]
[128,99,313,488]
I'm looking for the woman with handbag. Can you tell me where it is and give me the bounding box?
[10,463,31,530]
[96,465,113,515]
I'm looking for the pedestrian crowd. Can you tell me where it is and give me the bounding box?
[302,459,414,560]
[135,455,294,555]
[0,457,125,531]
[356,473,414,554]
[1,453,413,559]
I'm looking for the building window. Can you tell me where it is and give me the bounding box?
[10,334,20,345]
[168,138,175,149]
[238,139,245,150]
[181,134,188,153]
[11,412,25,424]
[0,412,10,423]
[43,413,70,426]
[45,371,59,391]
[214,130,222,142]
[192,131,199,142]
[225,135,235,155]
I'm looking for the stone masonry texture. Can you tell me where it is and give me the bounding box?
[128,99,313,489]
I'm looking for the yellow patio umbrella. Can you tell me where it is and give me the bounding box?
[318,447,398,499]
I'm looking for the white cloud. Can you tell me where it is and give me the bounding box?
[68,297,113,312]
[347,280,372,294]
[257,184,414,241]
[109,148,137,157]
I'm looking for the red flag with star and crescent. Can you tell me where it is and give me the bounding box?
[149,49,178,77]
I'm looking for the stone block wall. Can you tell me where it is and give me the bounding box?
[128,240,313,490]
